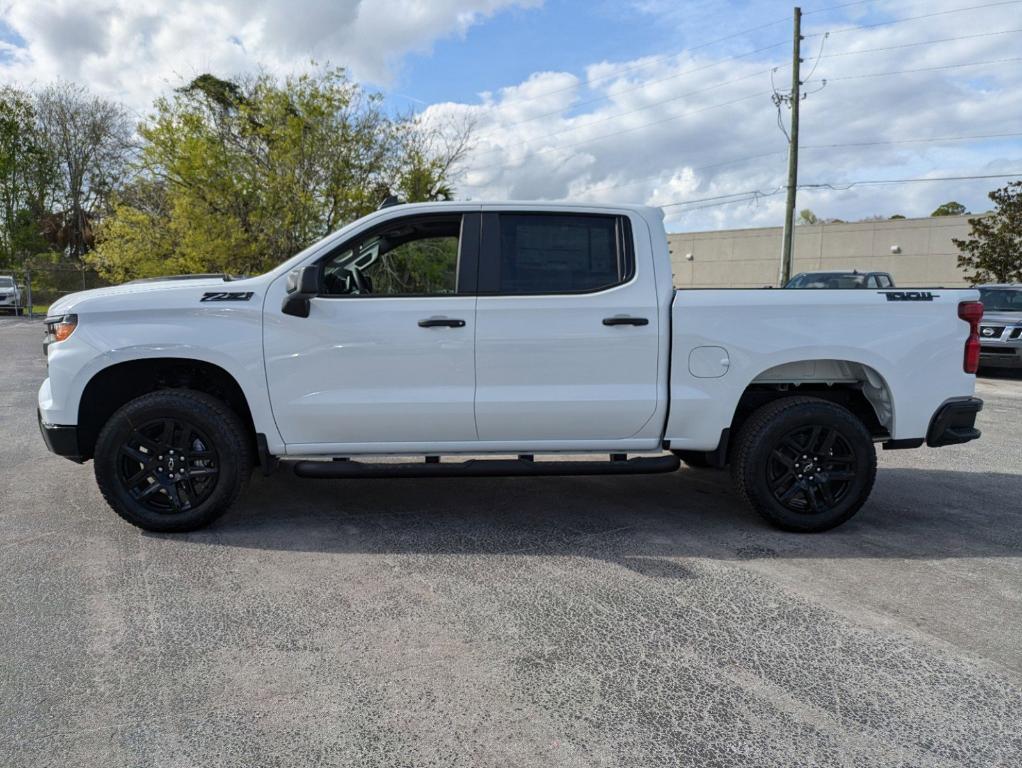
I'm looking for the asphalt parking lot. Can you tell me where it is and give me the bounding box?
[2,316,1021,767]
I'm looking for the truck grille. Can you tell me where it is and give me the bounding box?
[980,326,1005,339]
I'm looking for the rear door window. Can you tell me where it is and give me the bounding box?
[486,214,632,294]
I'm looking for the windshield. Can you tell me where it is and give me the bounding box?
[786,272,869,289]
[979,288,1022,312]
[0,277,13,287]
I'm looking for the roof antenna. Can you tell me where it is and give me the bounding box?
[378,194,405,210]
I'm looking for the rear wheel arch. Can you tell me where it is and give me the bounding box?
[730,359,894,444]
[76,358,257,461]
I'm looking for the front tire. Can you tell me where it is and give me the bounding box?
[732,397,877,532]
[94,389,252,532]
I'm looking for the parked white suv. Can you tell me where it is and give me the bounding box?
[0,275,23,314]
[38,202,984,533]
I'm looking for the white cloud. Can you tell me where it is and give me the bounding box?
[432,0,1022,230]
[0,0,539,111]
[4,0,1020,230]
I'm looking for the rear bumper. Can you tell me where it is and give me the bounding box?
[37,409,85,463]
[926,398,982,447]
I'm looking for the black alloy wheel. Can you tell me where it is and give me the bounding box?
[732,396,877,532]
[117,417,220,514]
[94,389,251,532]
[766,424,856,514]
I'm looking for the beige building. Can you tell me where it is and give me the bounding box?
[668,214,975,288]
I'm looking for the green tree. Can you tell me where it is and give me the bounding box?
[931,201,968,217]
[91,67,469,282]
[0,86,57,269]
[796,208,818,226]
[35,82,132,263]
[952,181,1022,284]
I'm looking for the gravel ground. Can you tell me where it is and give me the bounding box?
[2,317,1021,767]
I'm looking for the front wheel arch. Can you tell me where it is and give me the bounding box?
[77,357,256,461]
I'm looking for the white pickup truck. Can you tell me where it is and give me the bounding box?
[38,202,984,533]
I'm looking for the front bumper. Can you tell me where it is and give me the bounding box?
[38,409,85,463]
[979,345,1022,368]
[926,398,983,447]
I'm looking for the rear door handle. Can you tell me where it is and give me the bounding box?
[418,317,466,328]
[603,316,649,326]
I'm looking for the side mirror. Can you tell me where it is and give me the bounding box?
[281,265,320,318]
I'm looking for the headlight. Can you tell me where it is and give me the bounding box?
[43,313,78,355]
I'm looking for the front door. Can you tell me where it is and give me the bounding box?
[473,210,661,442]
[264,212,480,448]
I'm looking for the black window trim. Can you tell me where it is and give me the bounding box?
[477,211,636,296]
[313,211,480,299]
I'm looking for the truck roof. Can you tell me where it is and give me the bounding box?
[377,200,665,217]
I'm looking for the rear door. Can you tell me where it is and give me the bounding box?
[473,210,661,441]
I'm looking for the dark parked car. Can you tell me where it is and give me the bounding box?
[785,270,895,289]
[976,284,1022,369]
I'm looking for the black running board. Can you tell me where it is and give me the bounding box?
[291,454,680,479]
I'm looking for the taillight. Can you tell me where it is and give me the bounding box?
[958,301,983,373]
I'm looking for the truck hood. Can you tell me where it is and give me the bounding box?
[981,311,1022,326]
[47,275,262,316]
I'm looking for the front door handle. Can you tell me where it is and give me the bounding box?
[603,316,649,326]
[418,317,466,328]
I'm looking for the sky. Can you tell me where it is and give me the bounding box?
[2,0,1021,231]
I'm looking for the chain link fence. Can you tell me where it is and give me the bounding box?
[1,264,109,317]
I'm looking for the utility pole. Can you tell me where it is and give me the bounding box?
[778,6,802,287]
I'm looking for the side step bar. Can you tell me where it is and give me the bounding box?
[291,454,680,479]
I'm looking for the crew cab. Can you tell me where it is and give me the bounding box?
[38,202,984,533]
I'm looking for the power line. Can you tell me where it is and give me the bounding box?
[805,0,1022,37]
[826,56,1022,82]
[666,191,787,212]
[802,172,1022,191]
[467,16,791,121]
[820,27,1022,59]
[802,131,1022,149]
[803,0,875,14]
[662,187,785,209]
[464,91,770,176]
[464,132,1022,198]
[465,4,1022,144]
[469,68,781,162]
[565,152,788,198]
[471,40,789,141]
[801,32,829,85]
[465,53,1019,178]
[659,172,1022,212]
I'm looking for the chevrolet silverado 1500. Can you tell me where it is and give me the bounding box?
[38,202,984,532]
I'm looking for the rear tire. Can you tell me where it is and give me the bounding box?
[731,396,877,532]
[94,389,252,532]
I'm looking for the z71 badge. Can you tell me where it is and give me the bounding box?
[201,291,254,302]
[881,291,938,302]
